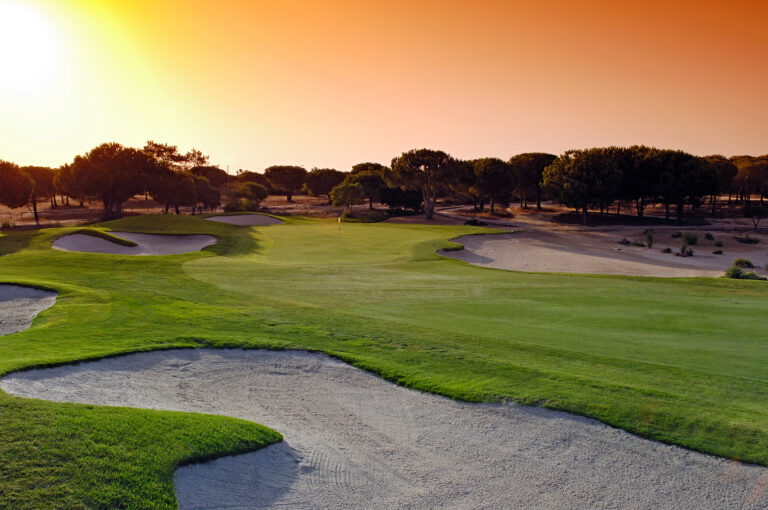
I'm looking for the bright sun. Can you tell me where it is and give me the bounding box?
[0,1,61,96]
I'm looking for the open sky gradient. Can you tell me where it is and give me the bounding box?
[1,0,766,171]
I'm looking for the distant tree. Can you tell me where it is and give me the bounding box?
[237,171,272,192]
[0,161,34,222]
[183,148,209,169]
[743,203,768,230]
[264,165,307,202]
[193,176,221,212]
[305,168,346,201]
[55,163,88,206]
[509,153,557,209]
[69,143,153,218]
[703,155,738,214]
[344,171,386,209]
[237,182,268,205]
[20,166,57,224]
[471,158,516,214]
[389,149,456,220]
[350,162,388,175]
[614,146,658,217]
[330,181,365,211]
[655,150,714,220]
[143,141,186,168]
[542,148,621,224]
[190,166,228,188]
[378,186,423,212]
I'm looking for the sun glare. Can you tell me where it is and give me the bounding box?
[0,1,61,96]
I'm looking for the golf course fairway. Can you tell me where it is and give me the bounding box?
[1,214,767,508]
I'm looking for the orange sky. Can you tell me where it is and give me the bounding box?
[1,0,766,172]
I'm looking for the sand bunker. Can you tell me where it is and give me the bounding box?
[53,232,216,256]
[444,229,768,277]
[0,284,56,335]
[2,349,765,509]
[206,214,282,226]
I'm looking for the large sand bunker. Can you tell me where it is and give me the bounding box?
[444,229,768,277]
[2,349,765,509]
[0,284,56,335]
[53,232,216,256]
[206,214,282,226]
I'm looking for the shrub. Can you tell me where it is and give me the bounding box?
[672,231,682,238]
[618,238,631,245]
[223,199,257,212]
[733,258,754,268]
[662,247,672,253]
[705,233,714,241]
[632,241,646,247]
[342,210,389,223]
[464,218,488,226]
[712,250,723,255]
[644,229,654,249]
[714,240,723,247]
[683,233,698,245]
[725,266,766,280]
[735,235,760,244]
[676,244,694,257]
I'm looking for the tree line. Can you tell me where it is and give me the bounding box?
[1,141,766,224]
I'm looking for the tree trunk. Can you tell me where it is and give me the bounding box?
[287,192,293,202]
[52,193,57,208]
[676,201,684,220]
[711,194,717,216]
[369,197,373,210]
[490,197,495,215]
[582,205,588,225]
[616,200,621,216]
[175,205,180,215]
[422,185,434,220]
[665,202,670,220]
[32,197,39,226]
[536,185,542,210]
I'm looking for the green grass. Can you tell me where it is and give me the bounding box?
[1,214,768,508]
[66,228,139,247]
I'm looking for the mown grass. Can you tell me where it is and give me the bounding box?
[1,214,768,508]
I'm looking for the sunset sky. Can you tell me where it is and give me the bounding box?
[1,0,766,172]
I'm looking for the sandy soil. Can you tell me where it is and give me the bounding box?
[205,214,283,226]
[443,229,768,277]
[0,285,57,336]
[52,232,217,256]
[2,349,766,509]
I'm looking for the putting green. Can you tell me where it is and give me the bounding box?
[1,215,767,508]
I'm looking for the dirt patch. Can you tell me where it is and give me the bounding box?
[2,349,765,509]
[0,285,57,335]
[444,229,768,277]
[205,214,282,226]
[52,232,216,256]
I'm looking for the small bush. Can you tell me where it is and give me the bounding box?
[644,229,654,249]
[725,266,766,280]
[705,233,714,241]
[671,231,682,238]
[683,233,698,245]
[464,219,488,226]
[733,258,754,268]
[632,241,646,247]
[223,199,258,212]
[343,210,389,223]
[714,240,723,247]
[1,222,11,229]
[618,238,631,245]
[676,244,694,257]
[662,247,672,253]
[712,250,723,255]
[735,235,760,244]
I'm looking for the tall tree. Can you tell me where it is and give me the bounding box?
[305,168,346,202]
[190,166,228,188]
[655,150,714,219]
[509,153,557,209]
[330,181,365,211]
[192,176,221,212]
[344,171,386,209]
[388,149,455,220]
[703,155,738,214]
[69,143,153,218]
[20,166,57,224]
[264,165,307,202]
[471,158,516,214]
[0,161,34,222]
[350,162,388,175]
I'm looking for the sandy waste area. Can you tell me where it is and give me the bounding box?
[53,232,217,255]
[2,349,766,509]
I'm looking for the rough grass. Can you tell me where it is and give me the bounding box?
[1,215,768,507]
[66,228,139,247]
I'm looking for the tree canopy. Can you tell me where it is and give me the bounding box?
[305,168,346,200]
[264,165,307,202]
[389,149,455,219]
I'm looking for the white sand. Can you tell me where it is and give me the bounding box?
[444,229,768,277]
[2,349,765,509]
[53,232,217,256]
[205,214,282,226]
[0,284,57,335]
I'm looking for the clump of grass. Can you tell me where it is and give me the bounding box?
[662,247,672,253]
[725,266,766,280]
[676,244,694,257]
[618,238,631,246]
[733,258,755,268]
[671,231,682,238]
[464,218,488,226]
[632,241,646,247]
[713,250,723,255]
[705,233,714,241]
[714,240,724,247]
[683,233,698,245]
